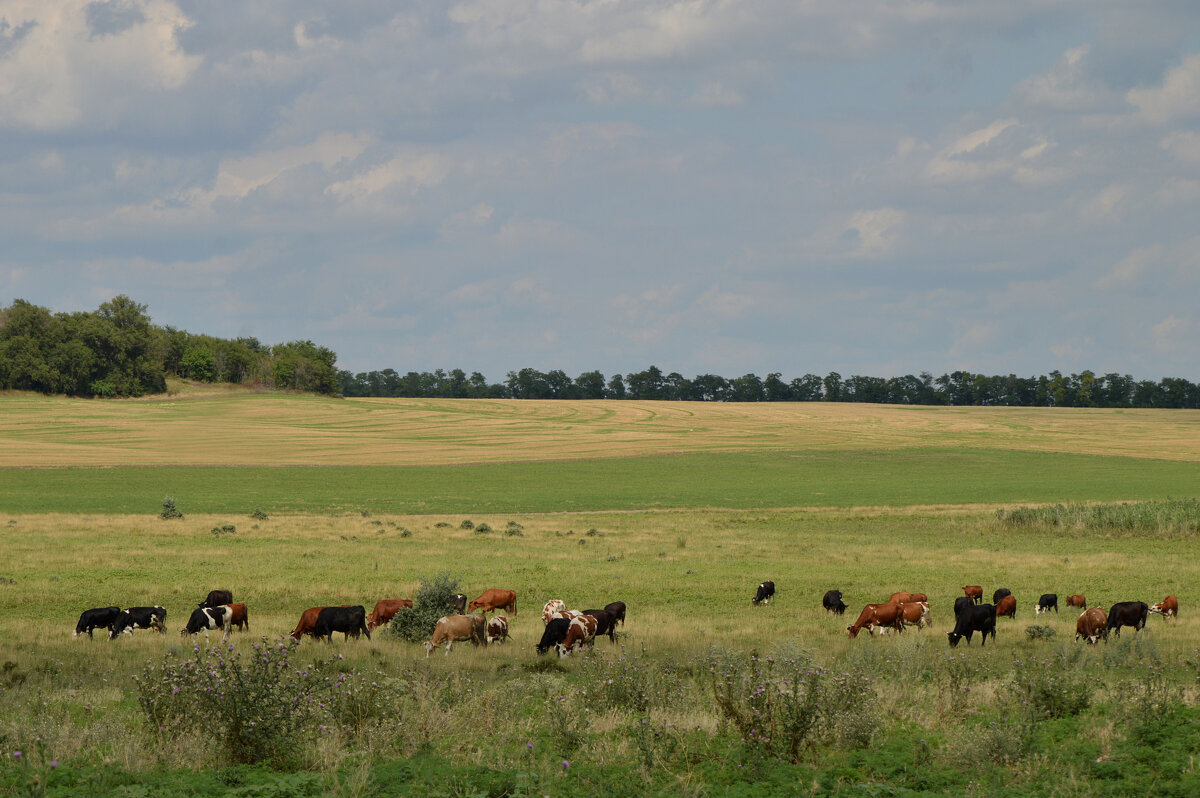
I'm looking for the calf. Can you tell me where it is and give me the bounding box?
[962,585,983,604]
[313,606,371,642]
[1066,594,1087,610]
[847,602,904,638]
[583,608,618,642]
[1035,594,1058,614]
[603,601,627,626]
[366,598,413,632]
[822,590,847,615]
[110,606,167,639]
[181,605,231,638]
[1105,601,1149,637]
[947,604,996,647]
[556,613,599,657]
[542,599,568,624]
[225,603,249,632]
[426,613,488,656]
[487,615,509,644]
[992,588,1011,606]
[995,594,1017,620]
[1149,595,1178,620]
[899,601,931,629]
[1075,607,1108,644]
[198,589,233,609]
[75,606,121,638]
[468,588,517,615]
[752,581,775,606]
[536,618,571,655]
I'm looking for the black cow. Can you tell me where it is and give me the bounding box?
[110,606,167,639]
[1105,601,1149,637]
[752,581,775,606]
[536,618,571,655]
[182,605,230,637]
[75,606,121,638]
[947,604,996,647]
[198,589,233,609]
[312,605,370,641]
[603,601,627,626]
[1036,593,1058,614]
[953,596,973,618]
[449,593,468,614]
[822,589,847,615]
[992,588,1011,606]
[583,609,618,643]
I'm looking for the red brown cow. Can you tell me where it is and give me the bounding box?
[291,606,347,641]
[1150,595,1179,620]
[1066,594,1087,610]
[889,592,927,605]
[1075,607,1107,644]
[556,613,599,657]
[225,603,249,632]
[899,601,930,629]
[962,585,983,603]
[847,602,904,638]
[995,594,1017,619]
[468,589,517,615]
[367,599,413,631]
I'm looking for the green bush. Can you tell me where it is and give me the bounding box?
[387,572,463,643]
[159,496,183,520]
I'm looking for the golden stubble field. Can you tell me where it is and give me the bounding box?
[2,385,1200,467]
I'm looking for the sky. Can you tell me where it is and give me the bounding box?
[2,1,1199,381]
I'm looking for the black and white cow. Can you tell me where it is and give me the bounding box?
[947,604,997,647]
[752,581,776,606]
[312,606,370,641]
[1035,593,1058,614]
[198,589,233,609]
[109,606,167,639]
[535,618,571,655]
[822,589,847,615]
[1105,601,1149,637]
[181,605,231,638]
[75,606,121,638]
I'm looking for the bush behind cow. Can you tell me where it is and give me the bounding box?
[386,572,465,642]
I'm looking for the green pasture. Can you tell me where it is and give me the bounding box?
[4,447,1200,514]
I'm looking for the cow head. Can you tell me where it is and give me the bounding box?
[947,631,962,647]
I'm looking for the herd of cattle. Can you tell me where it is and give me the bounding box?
[797,583,1180,646]
[72,581,1179,655]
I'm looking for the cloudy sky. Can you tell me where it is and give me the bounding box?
[2,1,1199,380]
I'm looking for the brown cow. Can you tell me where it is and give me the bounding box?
[889,592,927,605]
[962,585,983,603]
[366,599,413,632]
[899,601,930,629]
[1066,594,1087,610]
[556,613,599,657]
[468,589,517,615]
[1150,595,1178,620]
[290,605,348,641]
[225,603,249,632]
[847,603,904,638]
[425,613,488,656]
[1075,607,1107,644]
[995,594,1017,619]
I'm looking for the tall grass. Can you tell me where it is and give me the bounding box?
[995,499,1200,536]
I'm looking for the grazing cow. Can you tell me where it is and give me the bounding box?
[1150,595,1178,620]
[992,588,1011,606]
[583,609,618,642]
[556,613,599,657]
[847,602,904,638]
[313,606,370,642]
[487,615,509,644]
[889,592,927,605]
[110,606,167,639]
[822,590,847,615]
[1035,594,1058,614]
[1105,601,1149,638]
[953,596,973,618]
[181,605,231,638]
[75,606,121,638]
[899,601,931,629]
[962,585,983,604]
[426,613,488,656]
[995,594,1017,619]
[1066,594,1087,610]
[291,606,332,641]
[225,603,249,632]
[198,589,233,609]
[468,589,517,615]
[603,601,627,626]
[536,618,572,655]
[947,604,996,647]
[1075,607,1108,644]
[449,593,468,614]
[753,581,775,606]
[542,599,568,624]
[366,599,413,632]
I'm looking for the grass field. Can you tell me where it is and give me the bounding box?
[2,389,1200,796]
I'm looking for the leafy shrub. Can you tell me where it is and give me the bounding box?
[434,522,451,528]
[459,520,474,530]
[249,508,269,520]
[210,523,236,537]
[159,496,183,520]
[945,715,1033,768]
[387,572,463,643]
[474,523,493,534]
[1024,625,1056,641]
[400,528,412,538]
[1010,656,1090,719]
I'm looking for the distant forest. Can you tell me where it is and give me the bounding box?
[3,297,1198,407]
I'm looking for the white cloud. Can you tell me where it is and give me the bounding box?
[842,208,905,258]
[1014,45,1118,112]
[1151,314,1192,352]
[1127,52,1200,125]
[1160,130,1200,163]
[1093,245,1163,290]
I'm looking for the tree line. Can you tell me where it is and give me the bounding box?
[0,297,339,397]
[341,365,1200,408]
